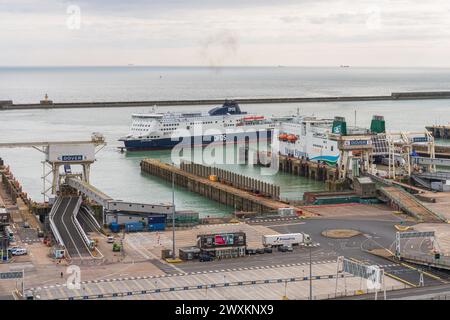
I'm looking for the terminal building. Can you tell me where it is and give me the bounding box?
[197,232,247,259]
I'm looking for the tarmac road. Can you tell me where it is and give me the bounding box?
[177,245,335,274]
[177,218,402,274]
[266,218,449,287]
[52,197,90,259]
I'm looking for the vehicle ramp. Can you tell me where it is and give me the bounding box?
[411,175,432,190]
[66,177,173,214]
[379,186,445,222]
[77,205,102,233]
[49,196,92,259]
[66,178,113,208]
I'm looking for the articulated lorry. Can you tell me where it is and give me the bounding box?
[262,233,311,247]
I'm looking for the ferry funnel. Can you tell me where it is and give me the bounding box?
[370,115,385,133]
[332,116,347,135]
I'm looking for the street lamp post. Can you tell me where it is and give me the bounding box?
[309,246,312,300]
[172,171,176,260]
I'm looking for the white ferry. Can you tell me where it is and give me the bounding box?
[119,100,277,151]
[276,116,340,165]
[276,114,388,166]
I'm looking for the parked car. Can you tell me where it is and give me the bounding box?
[107,236,115,243]
[7,246,19,253]
[278,245,288,252]
[256,248,265,254]
[286,245,294,252]
[112,243,121,252]
[246,248,257,255]
[264,247,273,253]
[199,254,213,262]
[10,247,27,256]
[23,221,30,228]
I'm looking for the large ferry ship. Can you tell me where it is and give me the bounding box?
[276,116,340,165]
[119,100,277,151]
[276,114,388,166]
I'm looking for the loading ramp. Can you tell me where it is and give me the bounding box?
[66,178,113,208]
[379,186,445,222]
[66,177,173,214]
[49,196,91,259]
[77,205,101,233]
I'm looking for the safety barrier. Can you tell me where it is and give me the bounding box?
[315,284,409,300]
[401,253,450,271]
[48,197,65,246]
[72,197,94,252]
[80,205,101,230]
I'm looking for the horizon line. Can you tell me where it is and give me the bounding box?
[2,65,450,68]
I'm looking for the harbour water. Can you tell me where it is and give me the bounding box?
[1,66,450,217]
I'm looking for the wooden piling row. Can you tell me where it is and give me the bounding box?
[140,159,304,214]
[180,161,280,199]
[256,152,347,191]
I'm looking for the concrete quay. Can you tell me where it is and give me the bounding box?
[0,160,43,229]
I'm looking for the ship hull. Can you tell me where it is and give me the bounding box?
[122,130,273,151]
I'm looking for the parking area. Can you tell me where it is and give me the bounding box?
[26,260,407,300]
[15,227,41,245]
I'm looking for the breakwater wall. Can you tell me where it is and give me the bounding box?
[2,91,450,110]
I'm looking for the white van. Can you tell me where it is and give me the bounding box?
[11,248,27,256]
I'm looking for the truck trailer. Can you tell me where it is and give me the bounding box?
[262,233,311,247]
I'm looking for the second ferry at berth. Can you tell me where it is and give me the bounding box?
[119,100,276,151]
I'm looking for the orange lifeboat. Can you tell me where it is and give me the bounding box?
[243,116,264,121]
[287,134,298,142]
[279,133,288,141]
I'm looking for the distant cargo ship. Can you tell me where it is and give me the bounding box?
[119,100,277,151]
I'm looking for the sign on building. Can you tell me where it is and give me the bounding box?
[398,231,435,239]
[0,271,24,280]
[46,144,95,163]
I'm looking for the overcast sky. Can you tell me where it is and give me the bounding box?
[1,0,450,67]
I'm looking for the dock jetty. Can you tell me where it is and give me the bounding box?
[3,91,450,110]
[257,151,345,191]
[140,159,312,215]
